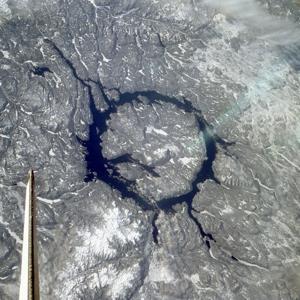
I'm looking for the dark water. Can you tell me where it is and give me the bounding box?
[81,88,221,246]
[151,212,159,244]
[46,38,231,247]
[31,66,52,77]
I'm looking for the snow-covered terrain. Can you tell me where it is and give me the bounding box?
[0,0,299,299]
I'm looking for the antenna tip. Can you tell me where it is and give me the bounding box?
[28,169,34,179]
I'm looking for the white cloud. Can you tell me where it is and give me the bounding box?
[204,0,300,45]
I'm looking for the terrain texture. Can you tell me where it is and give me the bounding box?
[0,0,300,299]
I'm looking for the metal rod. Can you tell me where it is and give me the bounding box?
[19,170,40,300]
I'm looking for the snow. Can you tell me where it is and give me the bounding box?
[220,205,233,215]
[101,53,112,62]
[148,259,175,284]
[75,207,141,259]
[0,1,11,21]
[145,126,168,136]
[1,50,10,59]
[49,149,55,157]
[153,145,179,157]
[72,38,89,72]
[37,196,61,205]
[58,206,143,299]
[179,157,194,165]
[84,263,140,300]
[108,264,139,299]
